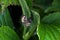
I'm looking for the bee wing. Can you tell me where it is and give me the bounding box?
[25,22,30,26]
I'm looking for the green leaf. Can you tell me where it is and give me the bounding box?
[0,0,19,5]
[0,8,14,28]
[18,0,31,18]
[12,0,19,5]
[23,10,40,40]
[37,23,60,40]
[45,0,60,13]
[0,0,12,7]
[37,24,46,40]
[33,0,52,9]
[32,0,51,15]
[37,12,60,40]
[26,0,32,8]
[42,12,60,25]
[31,10,40,24]
[0,0,19,10]
[0,26,20,40]
[0,5,1,12]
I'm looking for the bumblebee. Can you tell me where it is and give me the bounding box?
[21,15,31,26]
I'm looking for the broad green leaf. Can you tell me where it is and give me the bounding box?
[32,0,49,15]
[32,5,44,14]
[37,24,46,40]
[37,23,60,40]
[42,12,60,25]
[0,11,6,26]
[37,12,60,40]
[3,9,14,28]
[0,8,14,28]
[33,0,52,9]
[0,26,20,40]
[18,0,31,19]
[45,0,60,13]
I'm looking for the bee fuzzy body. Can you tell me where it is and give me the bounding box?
[21,15,31,27]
